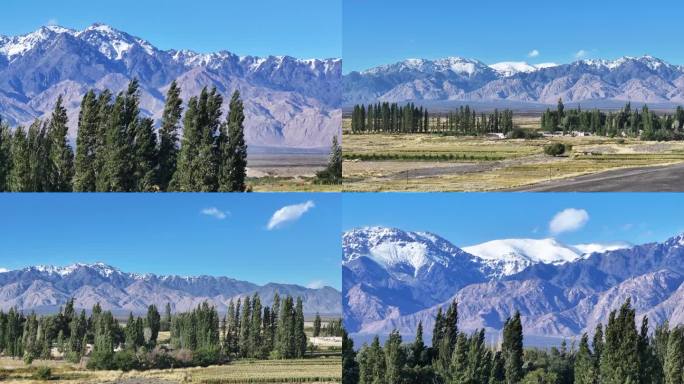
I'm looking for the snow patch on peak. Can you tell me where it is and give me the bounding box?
[463,238,582,277]
[572,242,631,255]
[29,262,121,277]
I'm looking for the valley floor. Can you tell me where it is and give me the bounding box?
[342,133,684,191]
[245,153,339,191]
[0,356,342,384]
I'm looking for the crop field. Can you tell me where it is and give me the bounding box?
[0,356,341,384]
[342,124,684,191]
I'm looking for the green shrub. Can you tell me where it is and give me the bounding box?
[544,143,567,156]
[86,350,115,370]
[192,346,222,367]
[112,350,140,371]
[33,366,52,380]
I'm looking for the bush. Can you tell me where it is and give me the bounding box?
[112,350,140,371]
[192,346,222,367]
[544,143,568,156]
[33,366,52,380]
[86,350,115,370]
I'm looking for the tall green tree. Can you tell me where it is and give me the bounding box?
[158,80,183,191]
[502,311,524,384]
[132,117,158,191]
[218,90,247,192]
[46,95,74,191]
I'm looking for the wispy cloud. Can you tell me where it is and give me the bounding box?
[528,49,540,58]
[0,268,7,273]
[306,280,327,289]
[549,208,589,235]
[575,49,589,58]
[47,18,59,26]
[267,201,315,230]
[201,207,229,220]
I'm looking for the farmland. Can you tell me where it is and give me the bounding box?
[342,119,684,191]
[0,356,341,384]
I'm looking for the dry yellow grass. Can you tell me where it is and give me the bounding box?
[343,132,684,191]
[0,356,341,384]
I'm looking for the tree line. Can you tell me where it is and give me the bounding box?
[0,293,322,371]
[312,313,344,338]
[342,299,684,384]
[350,103,515,136]
[542,99,684,140]
[0,79,248,192]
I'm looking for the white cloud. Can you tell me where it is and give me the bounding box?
[201,207,229,220]
[528,49,540,58]
[306,280,327,289]
[549,208,589,235]
[47,18,59,26]
[575,49,589,58]
[267,200,315,230]
[0,268,8,273]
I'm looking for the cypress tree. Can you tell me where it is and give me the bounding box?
[146,304,161,345]
[502,311,523,384]
[575,333,596,384]
[218,90,247,192]
[132,117,158,191]
[664,326,684,384]
[73,90,99,191]
[342,328,360,384]
[0,117,11,191]
[313,313,322,337]
[250,294,262,358]
[294,297,307,358]
[239,295,252,357]
[46,95,74,191]
[9,126,30,191]
[158,80,183,191]
[385,330,406,384]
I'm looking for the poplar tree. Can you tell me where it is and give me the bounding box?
[313,313,322,337]
[47,95,74,191]
[158,80,183,190]
[218,90,247,192]
[0,117,11,191]
[502,311,524,384]
[73,90,99,191]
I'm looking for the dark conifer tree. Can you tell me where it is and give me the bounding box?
[158,80,183,191]
[218,90,247,192]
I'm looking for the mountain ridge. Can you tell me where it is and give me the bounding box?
[0,23,341,149]
[343,226,684,339]
[0,262,341,315]
[343,55,684,107]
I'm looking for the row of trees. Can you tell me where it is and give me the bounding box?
[542,99,684,140]
[350,103,515,136]
[342,299,684,384]
[0,293,321,371]
[0,79,248,192]
[313,313,344,338]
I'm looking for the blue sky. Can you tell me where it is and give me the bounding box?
[0,194,341,289]
[0,0,341,59]
[343,193,684,247]
[343,0,684,73]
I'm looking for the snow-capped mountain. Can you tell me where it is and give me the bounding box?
[489,61,558,77]
[0,24,341,149]
[344,227,684,340]
[343,55,684,106]
[0,263,341,315]
[463,238,584,277]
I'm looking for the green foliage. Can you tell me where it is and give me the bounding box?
[543,143,569,157]
[112,350,141,371]
[33,366,52,380]
[2,79,252,192]
[315,135,342,184]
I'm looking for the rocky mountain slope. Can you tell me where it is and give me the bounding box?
[343,55,684,107]
[343,227,684,339]
[0,263,341,315]
[0,24,341,149]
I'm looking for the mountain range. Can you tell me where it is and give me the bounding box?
[0,24,341,149]
[0,263,341,316]
[343,56,684,107]
[343,226,684,340]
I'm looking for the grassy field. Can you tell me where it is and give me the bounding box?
[245,153,339,192]
[0,356,341,384]
[343,125,684,191]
